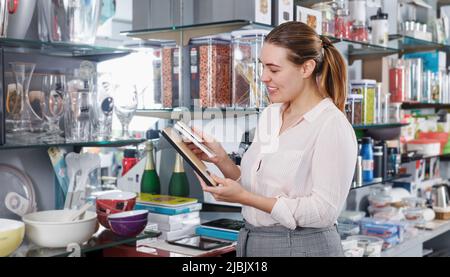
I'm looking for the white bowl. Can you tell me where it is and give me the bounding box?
[22,210,97,248]
[0,219,25,257]
[96,191,136,200]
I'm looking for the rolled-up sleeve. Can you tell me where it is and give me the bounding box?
[270,115,357,229]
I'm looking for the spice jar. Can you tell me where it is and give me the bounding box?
[311,2,335,36]
[389,59,405,103]
[346,94,363,124]
[352,23,369,42]
[351,80,377,125]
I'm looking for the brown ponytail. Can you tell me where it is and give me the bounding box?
[264,22,348,112]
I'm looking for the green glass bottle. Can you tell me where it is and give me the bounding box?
[140,141,161,194]
[168,153,190,197]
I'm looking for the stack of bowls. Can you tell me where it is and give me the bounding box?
[107,210,149,237]
[95,191,137,229]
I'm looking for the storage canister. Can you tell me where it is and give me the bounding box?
[370,8,388,46]
[162,43,181,108]
[373,146,383,182]
[311,2,335,36]
[231,29,269,108]
[345,94,363,124]
[389,59,405,103]
[350,80,377,125]
[189,36,232,108]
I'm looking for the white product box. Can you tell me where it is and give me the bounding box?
[255,0,272,25]
[148,211,200,224]
[295,5,322,34]
[234,0,272,26]
[273,0,294,25]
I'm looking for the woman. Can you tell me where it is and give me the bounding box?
[188,22,357,257]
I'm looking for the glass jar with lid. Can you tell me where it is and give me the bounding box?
[345,94,363,124]
[189,36,232,108]
[335,8,351,39]
[350,80,377,125]
[231,29,270,108]
[311,2,336,36]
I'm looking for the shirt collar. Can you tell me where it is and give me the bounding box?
[279,98,334,123]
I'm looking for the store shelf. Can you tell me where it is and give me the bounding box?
[402,153,450,163]
[401,102,450,110]
[351,174,412,190]
[20,229,161,257]
[122,20,273,46]
[135,107,260,120]
[0,37,131,62]
[352,122,409,130]
[0,134,146,150]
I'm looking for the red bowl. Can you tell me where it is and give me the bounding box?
[96,192,136,214]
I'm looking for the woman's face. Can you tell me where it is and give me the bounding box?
[259,43,306,103]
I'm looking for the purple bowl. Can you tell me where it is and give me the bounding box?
[108,218,148,237]
[107,210,148,222]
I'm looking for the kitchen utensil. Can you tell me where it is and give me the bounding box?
[432,184,450,209]
[0,219,25,257]
[108,218,148,237]
[70,153,100,209]
[66,202,93,222]
[0,164,37,219]
[6,0,36,39]
[107,210,148,222]
[38,0,101,44]
[64,152,82,209]
[22,210,97,248]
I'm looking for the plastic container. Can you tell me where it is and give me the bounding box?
[370,8,389,46]
[231,29,269,108]
[350,80,377,124]
[346,235,384,257]
[345,94,363,124]
[389,60,405,103]
[352,23,369,42]
[335,8,351,39]
[189,37,232,108]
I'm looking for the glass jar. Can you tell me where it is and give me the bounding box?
[161,43,181,108]
[352,23,369,42]
[311,3,335,36]
[350,80,377,125]
[189,37,232,108]
[349,0,366,26]
[335,8,351,39]
[346,94,363,124]
[231,29,269,108]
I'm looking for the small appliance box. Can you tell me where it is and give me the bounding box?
[234,0,272,26]
[295,5,322,34]
[273,0,294,26]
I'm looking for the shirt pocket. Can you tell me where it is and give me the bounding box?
[260,150,304,184]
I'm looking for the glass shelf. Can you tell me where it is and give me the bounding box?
[21,229,161,257]
[0,133,145,150]
[388,34,447,55]
[136,107,260,120]
[122,20,273,46]
[402,153,450,163]
[352,122,409,130]
[401,102,450,110]
[351,174,412,190]
[0,37,131,62]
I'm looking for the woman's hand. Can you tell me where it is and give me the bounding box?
[198,174,248,204]
[184,127,228,165]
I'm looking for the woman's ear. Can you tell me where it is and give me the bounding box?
[300,59,316,78]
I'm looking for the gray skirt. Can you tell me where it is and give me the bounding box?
[237,222,344,257]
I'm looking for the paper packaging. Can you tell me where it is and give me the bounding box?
[273,0,294,26]
[295,5,322,35]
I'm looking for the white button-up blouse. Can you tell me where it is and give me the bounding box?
[240,98,357,230]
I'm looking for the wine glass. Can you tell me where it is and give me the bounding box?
[41,74,66,135]
[114,83,138,139]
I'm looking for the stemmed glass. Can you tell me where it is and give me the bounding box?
[41,74,66,136]
[114,83,138,139]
